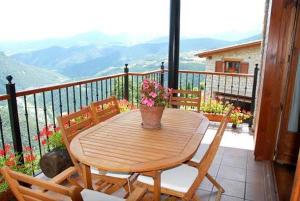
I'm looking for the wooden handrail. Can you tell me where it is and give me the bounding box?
[0,68,255,101]
[176,70,254,77]
[15,73,126,97]
[0,94,10,101]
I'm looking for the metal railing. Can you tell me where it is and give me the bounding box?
[0,62,259,170]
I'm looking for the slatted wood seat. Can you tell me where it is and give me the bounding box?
[90,96,120,124]
[57,107,131,195]
[169,89,201,112]
[0,167,146,201]
[137,110,231,201]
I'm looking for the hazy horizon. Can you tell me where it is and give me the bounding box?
[0,0,265,43]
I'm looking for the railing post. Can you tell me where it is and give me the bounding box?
[6,75,24,164]
[249,64,259,127]
[124,64,129,101]
[160,62,165,87]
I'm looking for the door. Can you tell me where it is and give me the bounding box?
[277,0,300,164]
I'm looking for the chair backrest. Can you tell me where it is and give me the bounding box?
[57,107,96,168]
[185,109,231,200]
[90,96,120,123]
[169,89,201,112]
[0,167,82,201]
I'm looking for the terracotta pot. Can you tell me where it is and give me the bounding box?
[140,105,165,129]
[0,189,15,201]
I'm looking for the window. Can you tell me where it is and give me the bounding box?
[215,60,249,74]
[225,61,240,73]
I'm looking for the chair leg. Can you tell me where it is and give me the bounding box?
[206,173,225,193]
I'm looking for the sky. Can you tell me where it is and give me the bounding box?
[0,0,265,43]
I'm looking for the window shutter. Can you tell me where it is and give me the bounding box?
[215,61,224,72]
[240,62,249,74]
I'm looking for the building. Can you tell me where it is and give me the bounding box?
[196,40,262,74]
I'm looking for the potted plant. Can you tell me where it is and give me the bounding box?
[0,144,38,200]
[37,125,73,178]
[201,100,232,122]
[140,79,171,129]
[118,99,136,112]
[230,107,252,128]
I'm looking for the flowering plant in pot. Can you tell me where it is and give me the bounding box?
[36,125,73,178]
[230,107,252,128]
[140,79,171,129]
[0,144,38,200]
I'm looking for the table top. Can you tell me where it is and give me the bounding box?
[70,108,209,173]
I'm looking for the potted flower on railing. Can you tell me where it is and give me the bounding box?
[230,107,252,129]
[140,79,171,129]
[35,125,73,178]
[0,144,38,200]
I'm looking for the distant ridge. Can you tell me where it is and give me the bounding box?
[0,52,67,94]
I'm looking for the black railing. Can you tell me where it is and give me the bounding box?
[0,63,259,170]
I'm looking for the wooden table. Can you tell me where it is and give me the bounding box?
[70,108,209,201]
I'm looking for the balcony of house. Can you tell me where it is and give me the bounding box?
[0,65,273,201]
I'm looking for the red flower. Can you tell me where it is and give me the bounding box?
[41,139,47,146]
[4,144,10,153]
[23,146,32,152]
[0,149,5,157]
[24,154,36,163]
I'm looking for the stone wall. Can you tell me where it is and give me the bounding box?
[205,46,261,74]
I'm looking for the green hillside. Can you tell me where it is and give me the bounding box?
[0,52,68,94]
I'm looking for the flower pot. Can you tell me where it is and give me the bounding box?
[0,189,15,201]
[40,148,73,178]
[140,105,165,129]
[232,124,237,129]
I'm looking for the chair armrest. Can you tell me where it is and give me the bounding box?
[50,166,77,184]
[126,187,147,201]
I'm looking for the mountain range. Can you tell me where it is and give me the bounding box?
[10,34,261,77]
[0,32,261,93]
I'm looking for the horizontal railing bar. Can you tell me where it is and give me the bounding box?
[165,69,254,77]
[0,94,10,101]
[0,68,254,100]
[15,73,126,97]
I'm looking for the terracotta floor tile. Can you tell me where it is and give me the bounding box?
[214,177,245,198]
[218,165,246,182]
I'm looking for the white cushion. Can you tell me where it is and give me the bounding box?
[190,144,209,163]
[91,167,131,179]
[137,164,198,193]
[106,172,131,179]
[81,189,125,201]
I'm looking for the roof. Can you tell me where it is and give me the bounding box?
[195,40,262,58]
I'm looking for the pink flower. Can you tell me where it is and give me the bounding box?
[149,92,157,98]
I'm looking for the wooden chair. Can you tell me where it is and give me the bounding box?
[169,89,201,112]
[90,96,120,124]
[0,167,147,201]
[137,111,231,201]
[57,107,132,196]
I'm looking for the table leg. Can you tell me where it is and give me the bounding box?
[153,171,161,201]
[81,164,92,189]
